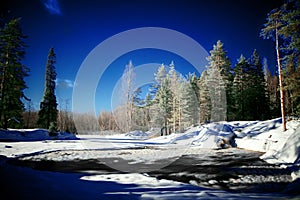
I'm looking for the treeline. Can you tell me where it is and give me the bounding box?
[79,0,300,133]
[1,0,299,133]
[111,42,290,133]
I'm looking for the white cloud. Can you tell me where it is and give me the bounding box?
[41,0,62,15]
[56,78,74,89]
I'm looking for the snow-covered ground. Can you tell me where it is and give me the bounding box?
[3,158,293,200]
[0,118,299,199]
[231,118,300,165]
[0,128,77,141]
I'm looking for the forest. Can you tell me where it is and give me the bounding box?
[0,0,299,133]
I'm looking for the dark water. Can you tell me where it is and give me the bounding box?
[6,148,300,195]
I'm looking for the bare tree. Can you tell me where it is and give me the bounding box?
[120,60,135,132]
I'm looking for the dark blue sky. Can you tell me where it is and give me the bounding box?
[1,0,282,112]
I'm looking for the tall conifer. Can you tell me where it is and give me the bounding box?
[37,48,58,129]
[0,18,29,129]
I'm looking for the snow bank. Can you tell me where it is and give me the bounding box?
[125,130,149,139]
[0,129,77,142]
[234,118,300,165]
[145,123,236,149]
[191,123,235,148]
[261,124,300,165]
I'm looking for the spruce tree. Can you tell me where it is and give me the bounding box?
[265,65,281,118]
[232,55,249,120]
[0,18,29,129]
[37,48,58,129]
[156,76,172,133]
[249,49,270,120]
[181,81,199,128]
[198,71,211,123]
[206,40,231,121]
[150,64,172,133]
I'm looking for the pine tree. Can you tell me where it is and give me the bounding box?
[168,61,180,132]
[265,65,281,118]
[150,64,173,133]
[280,0,300,117]
[37,48,58,129]
[206,40,230,121]
[232,55,249,120]
[155,76,172,133]
[198,71,211,123]
[181,80,199,128]
[261,4,287,130]
[284,55,300,116]
[0,18,29,129]
[249,49,270,120]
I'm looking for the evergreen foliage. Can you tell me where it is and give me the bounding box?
[232,51,270,120]
[206,40,230,121]
[198,71,211,123]
[249,49,270,120]
[0,18,29,129]
[232,55,249,120]
[37,48,58,129]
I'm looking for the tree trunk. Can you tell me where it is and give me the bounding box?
[275,22,287,131]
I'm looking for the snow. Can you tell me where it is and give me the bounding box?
[0,118,299,199]
[0,118,299,167]
[191,123,235,148]
[233,118,300,165]
[0,157,294,200]
[0,128,77,141]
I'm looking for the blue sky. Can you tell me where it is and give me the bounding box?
[1,0,282,113]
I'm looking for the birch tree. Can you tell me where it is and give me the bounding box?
[121,60,135,132]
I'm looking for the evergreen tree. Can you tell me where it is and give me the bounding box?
[168,61,180,132]
[198,71,211,123]
[181,80,199,128]
[261,3,288,130]
[232,51,269,120]
[284,55,300,116]
[265,64,281,118]
[0,18,29,129]
[150,64,174,133]
[248,50,270,120]
[232,55,249,120]
[280,0,300,117]
[206,40,230,121]
[37,48,58,129]
[143,93,152,129]
[155,76,172,132]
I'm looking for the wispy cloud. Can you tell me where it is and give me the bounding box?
[56,78,74,89]
[41,0,62,15]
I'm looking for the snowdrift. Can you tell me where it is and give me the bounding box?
[0,129,77,142]
[125,130,150,139]
[146,123,236,148]
[191,123,235,148]
[0,118,299,167]
[233,118,300,165]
